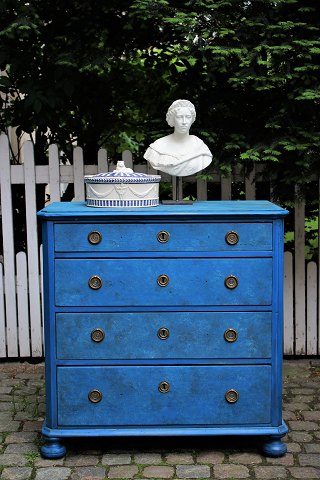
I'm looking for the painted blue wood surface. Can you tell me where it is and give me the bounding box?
[56,312,272,360]
[54,222,272,252]
[57,365,271,426]
[55,258,273,306]
[37,200,288,458]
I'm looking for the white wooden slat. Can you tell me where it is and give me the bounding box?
[197,178,208,200]
[221,176,232,200]
[294,197,306,355]
[245,166,256,200]
[23,141,43,356]
[284,251,294,355]
[0,262,6,357]
[48,144,61,203]
[98,149,108,173]
[307,261,317,355]
[122,150,133,169]
[73,147,85,201]
[0,133,18,356]
[16,251,30,357]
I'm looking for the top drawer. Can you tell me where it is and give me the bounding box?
[54,222,272,252]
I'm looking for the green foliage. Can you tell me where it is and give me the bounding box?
[0,0,319,202]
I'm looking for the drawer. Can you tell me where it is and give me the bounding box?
[55,258,272,306]
[57,365,272,426]
[54,222,272,252]
[56,312,272,360]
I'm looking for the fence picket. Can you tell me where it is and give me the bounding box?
[23,141,43,356]
[98,149,108,172]
[16,251,30,357]
[48,144,61,203]
[245,166,256,200]
[307,261,317,355]
[0,133,18,356]
[0,263,6,357]
[197,178,208,200]
[73,147,85,201]
[284,251,294,355]
[294,198,306,354]
[221,176,232,200]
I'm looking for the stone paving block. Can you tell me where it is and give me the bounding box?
[5,432,38,444]
[102,453,132,465]
[299,454,320,467]
[34,467,71,480]
[21,421,42,432]
[4,443,38,454]
[70,466,106,480]
[302,411,320,421]
[176,464,210,478]
[289,432,314,442]
[165,452,194,464]
[214,464,250,478]
[253,465,287,478]
[107,465,138,478]
[286,403,310,411]
[304,443,320,453]
[289,467,320,478]
[142,465,174,478]
[292,388,316,395]
[134,453,162,464]
[64,454,99,467]
[0,387,13,395]
[289,420,319,431]
[0,453,28,466]
[266,453,294,465]
[0,421,21,432]
[34,457,65,467]
[286,442,302,452]
[196,451,224,464]
[228,452,263,464]
[0,466,33,480]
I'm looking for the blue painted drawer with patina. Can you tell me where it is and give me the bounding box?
[54,222,273,252]
[56,312,272,360]
[55,258,273,307]
[57,365,272,426]
[38,201,288,459]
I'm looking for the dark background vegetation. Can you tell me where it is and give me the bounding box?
[0,0,319,255]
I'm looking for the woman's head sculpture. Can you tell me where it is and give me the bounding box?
[166,99,196,127]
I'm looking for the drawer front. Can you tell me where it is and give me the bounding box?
[54,222,272,252]
[55,258,273,306]
[57,365,272,426]
[56,312,272,360]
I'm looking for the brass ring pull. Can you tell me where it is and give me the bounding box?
[157,327,170,340]
[224,275,238,289]
[158,381,170,393]
[88,389,102,403]
[225,389,239,403]
[157,274,170,287]
[88,231,102,245]
[157,230,170,243]
[225,230,239,246]
[224,328,238,343]
[91,328,105,343]
[88,275,103,290]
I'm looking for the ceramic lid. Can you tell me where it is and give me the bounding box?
[84,161,161,184]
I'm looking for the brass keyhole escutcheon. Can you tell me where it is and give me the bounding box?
[88,231,102,245]
[157,230,170,243]
[88,275,103,290]
[91,328,105,343]
[225,389,239,403]
[224,328,238,343]
[157,274,170,287]
[158,381,170,393]
[224,275,238,289]
[225,230,239,246]
[88,389,102,403]
[157,327,170,340]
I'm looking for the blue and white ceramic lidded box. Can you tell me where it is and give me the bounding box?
[84,161,161,207]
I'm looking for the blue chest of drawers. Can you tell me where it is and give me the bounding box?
[38,200,288,458]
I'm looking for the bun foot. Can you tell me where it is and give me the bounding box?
[41,436,66,459]
[262,435,287,457]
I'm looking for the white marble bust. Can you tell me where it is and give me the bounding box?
[144,99,212,177]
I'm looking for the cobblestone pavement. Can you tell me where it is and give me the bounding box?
[0,360,320,480]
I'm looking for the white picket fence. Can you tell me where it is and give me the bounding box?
[0,133,319,357]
